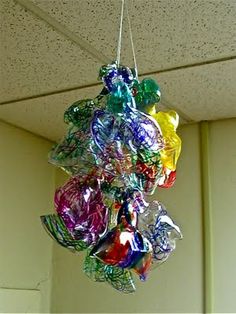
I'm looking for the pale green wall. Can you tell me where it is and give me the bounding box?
[0,121,55,313]
[1,119,235,313]
[209,119,236,313]
[51,123,204,313]
[50,119,236,313]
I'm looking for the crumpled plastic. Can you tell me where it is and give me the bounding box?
[41,61,182,293]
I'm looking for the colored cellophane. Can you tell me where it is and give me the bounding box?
[41,61,182,293]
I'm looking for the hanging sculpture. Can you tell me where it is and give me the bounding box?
[40,0,183,293]
[41,60,182,293]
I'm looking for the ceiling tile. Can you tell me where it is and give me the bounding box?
[1,59,235,141]
[0,83,169,141]
[31,0,236,73]
[152,59,236,121]
[0,85,101,141]
[0,0,101,102]
[1,0,235,140]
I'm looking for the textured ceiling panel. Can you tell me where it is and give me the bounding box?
[0,85,102,141]
[2,60,235,141]
[32,0,236,73]
[0,83,170,141]
[0,0,101,102]
[0,0,235,139]
[152,59,236,121]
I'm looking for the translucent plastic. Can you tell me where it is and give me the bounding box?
[138,201,182,266]
[41,62,182,293]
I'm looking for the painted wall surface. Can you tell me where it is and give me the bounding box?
[209,119,236,313]
[0,121,55,313]
[1,118,235,313]
[51,123,204,313]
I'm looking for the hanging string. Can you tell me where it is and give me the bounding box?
[116,0,125,66]
[116,0,138,77]
[126,0,138,78]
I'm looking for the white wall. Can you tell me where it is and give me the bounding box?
[0,121,55,313]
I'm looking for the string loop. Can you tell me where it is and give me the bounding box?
[116,0,125,67]
[116,0,138,76]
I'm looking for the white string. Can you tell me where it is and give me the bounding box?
[126,0,138,77]
[116,0,125,66]
[116,0,138,76]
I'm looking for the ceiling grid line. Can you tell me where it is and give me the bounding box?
[15,0,111,64]
[0,55,235,107]
[1,0,235,141]
[6,0,196,123]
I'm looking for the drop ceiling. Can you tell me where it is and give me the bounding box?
[0,0,236,141]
